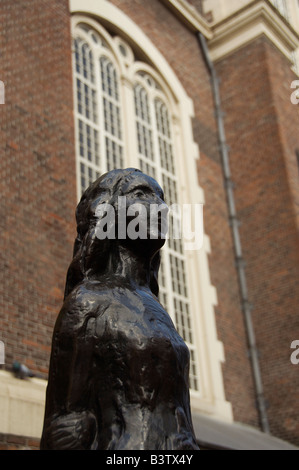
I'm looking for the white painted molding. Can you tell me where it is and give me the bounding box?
[70,0,200,101]
[208,0,299,62]
[0,371,46,438]
[159,0,212,38]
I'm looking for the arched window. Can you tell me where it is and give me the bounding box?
[72,21,200,393]
[71,9,232,421]
[73,25,125,192]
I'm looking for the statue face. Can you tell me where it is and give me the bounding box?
[117,173,169,252]
[90,170,169,258]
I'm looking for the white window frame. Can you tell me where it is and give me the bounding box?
[70,0,233,421]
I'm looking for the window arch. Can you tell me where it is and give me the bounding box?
[73,23,125,192]
[71,5,232,421]
[73,20,200,393]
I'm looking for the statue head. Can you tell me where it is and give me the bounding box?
[64,168,168,299]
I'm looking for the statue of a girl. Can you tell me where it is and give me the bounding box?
[41,168,199,450]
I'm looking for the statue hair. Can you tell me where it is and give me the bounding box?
[64,168,161,300]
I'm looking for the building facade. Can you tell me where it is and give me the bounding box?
[0,0,299,450]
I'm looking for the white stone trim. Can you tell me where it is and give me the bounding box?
[159,0,212,38]
[0,371,46,439]
[70,0,232,421]
[208,0,299,62]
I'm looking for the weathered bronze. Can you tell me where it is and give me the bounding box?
[40,168,199,450]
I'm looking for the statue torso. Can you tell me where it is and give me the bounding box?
[48,280,198,450]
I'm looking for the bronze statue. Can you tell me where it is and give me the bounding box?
[40,168,199,450]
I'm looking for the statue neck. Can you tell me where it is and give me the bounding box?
[109,244,153,290]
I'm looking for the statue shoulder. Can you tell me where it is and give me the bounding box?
[59,282,112,324]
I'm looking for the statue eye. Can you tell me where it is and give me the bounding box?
[134,190,145,198]
[133,187,148,198]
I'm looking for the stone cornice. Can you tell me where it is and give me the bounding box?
[208,0,299,62]
[160,0,299,64]
[159,0,212,38]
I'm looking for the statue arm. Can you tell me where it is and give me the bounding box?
[41,307,100,450]
[66,315,97,408]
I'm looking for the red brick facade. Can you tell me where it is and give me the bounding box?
[0,433,39,451]
[0,0,76,376]
[216,36,299,444]
[0,0,298,448]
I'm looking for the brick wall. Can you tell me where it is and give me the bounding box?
[216,36,299,446]
[0,433,39,451]
[3,0,298,447]
[0,0,76,378]
[0,0,260,431]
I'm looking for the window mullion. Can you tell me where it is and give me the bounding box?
[149,92,176,325]
[72,57,83,201]
[149,90,160,177]
[123,77,142,168]
[96,53,108,174]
